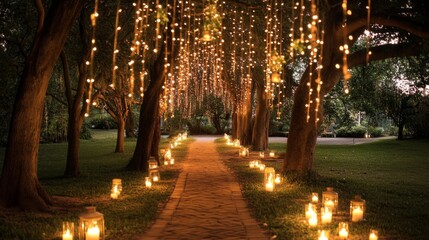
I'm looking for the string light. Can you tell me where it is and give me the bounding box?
[111,0,122,89]
[85,0,100,117]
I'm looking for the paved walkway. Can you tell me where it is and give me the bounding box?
[139,137,267,240]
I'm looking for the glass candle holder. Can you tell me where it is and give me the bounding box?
[274,174,282,184]
[145,177,152,188]
[264,167,275,192]
[350,194,365,222]
[369,229,379,240]
[323,187,338,214]
[311,192,319,203]
[62,221,74,240]
[79,206,104,240]
[249,160,255,168]
[259,163,265,171]
[169,158,175,165]
[321,207,333,224]
[110,179,122,199]
[148,157,158,169]
[259,151,265,158]
[305,203,317,220]
[269,151,275,157]
[149,169,160,182]
[318,230,329,240]
[338,222,349,239]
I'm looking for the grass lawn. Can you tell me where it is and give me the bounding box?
[0,130,192,240]
[216,138,429,240]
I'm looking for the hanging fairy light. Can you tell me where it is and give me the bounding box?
[341,0,352,94]
[111,0,122,89]
[84,0,99,117]
[366,0,372,64]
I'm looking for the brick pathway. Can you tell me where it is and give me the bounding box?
[139,136,267,240]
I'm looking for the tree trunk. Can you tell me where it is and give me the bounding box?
[398,122,404,140]
[151,115,161,164]
[232,111,239,140]
[127,48,165,171]
[116,117,125,153]
[125,108,137,138]
[64,110,83,177]
[0,0,84,211]
[252,81,270,151]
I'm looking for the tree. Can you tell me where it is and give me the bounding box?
[284,0,429,173]
[0,0,85,211]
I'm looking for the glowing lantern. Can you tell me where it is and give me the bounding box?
[264,167,275,192]
[145,177,152,188]
[170,158,175,165]
[350,195,365,222]
[269,151,275,157]
[321,207,333,224]
[164,149,172,160]
[259,151,265,158]
[369,229,379,240]
[274,174,282,184]
[305,203,316,220]
[110,178,122,200]
[239,147,249,157]
[318,230,329,240]
[233,139,240,147]
[249,160,255,168]
[149,169,160,182]
[259,163,265,171]
[338,222,349,239]
[271,72,281,83]
[79,206,105,240]
[311,192,319,203]
[62,222,74,240]
[322,187,338,214]
[254,160,260,168]
[148,157,158,169]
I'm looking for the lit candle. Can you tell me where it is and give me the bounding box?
[170,158,175,165]
[308,215,318,227]
[325,199,335,209]
[369,230,378,240]
[352,206,364,222]
[318,230,329,240]
[269,151,275,157]
[338,222,349,239]
[254,160,260,168]
[145,177,152,188]
[265,182,274,192]
[62,229,73,240]
[164,160,169,166]
[259,164,265,171]
[86,226,100,240]
[321,207,332,224]
[153,176,159,182]
[249,161,255,168]
[305,203,316,219]
[110,185,119,199]
[274,174,282,184]
[311,193,319,203]
[259,152,265,158]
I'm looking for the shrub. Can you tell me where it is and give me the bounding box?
[336,125,367,138]
[90,115,117,129]
[80,121,92,140]
[368,127,384,137]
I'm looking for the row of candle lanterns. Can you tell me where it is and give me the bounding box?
[169,132,188,149]
[306,187,379,239]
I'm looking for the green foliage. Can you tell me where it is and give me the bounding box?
[80,120,92,140]
[156,6,169,26]
[269,51,286,72]
[90,114,118,129]
[335,125,367,138]
[367,126,384,137]
[203,3,222,33]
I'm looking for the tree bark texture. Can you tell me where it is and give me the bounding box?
[252,80,270,151]
[0,0,85,211]
[151,115,161,164]
[127,49,165,171]
[116,118,125,152]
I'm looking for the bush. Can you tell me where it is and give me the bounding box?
[80,121,92,140]
[90,115,117,129]
[368,127,384,137]
[336,125,367,138]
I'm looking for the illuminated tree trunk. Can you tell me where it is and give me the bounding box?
[252,80,269,151]
[127,48,165,171]
[0,0,84,211]
[115,118,125,153]
[151,115,161,164]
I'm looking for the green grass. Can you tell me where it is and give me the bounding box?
[0,130,192,240]
[216,138,429,240]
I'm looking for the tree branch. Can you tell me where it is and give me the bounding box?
[347,15,429,39]
[348,43,423,68]
[46,92,67,106]
[33,0,45,42]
